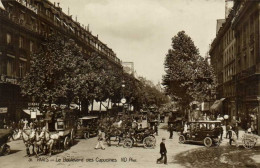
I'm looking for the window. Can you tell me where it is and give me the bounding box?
[7,58,15,77]
[19,36,24,48]
[30,41,33,52]
[19,61,26,78]
[6,33,11,44]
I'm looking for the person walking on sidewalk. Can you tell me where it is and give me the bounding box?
[157,138,167,165]
[95,129,105,150]
[226,124,231,138]
[168,124,174,139]
[154,123,158,136]
[229,128,239,147]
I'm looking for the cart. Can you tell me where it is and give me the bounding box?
[54,118,76,150]
[0,129,12,156]
[75,116,99,139]
[123,128,156,149]
[241,133,258,149]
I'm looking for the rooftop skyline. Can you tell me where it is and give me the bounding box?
[50,0,226,84]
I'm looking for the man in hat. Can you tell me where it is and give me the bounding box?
[168,124,174,139]
[157,138,167,164]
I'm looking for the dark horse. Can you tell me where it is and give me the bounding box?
[105,127,125,147]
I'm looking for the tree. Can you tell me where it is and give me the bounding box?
[21,35,85,106]
[163,31,216,111]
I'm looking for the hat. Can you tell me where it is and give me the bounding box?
[162,137,166,140]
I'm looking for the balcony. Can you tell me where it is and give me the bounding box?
[15,0,38,14]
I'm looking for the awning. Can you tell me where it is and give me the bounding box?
[79,116,98,120]
[23,109,42,116]
[0,1,5,10]
[210,98,225,112]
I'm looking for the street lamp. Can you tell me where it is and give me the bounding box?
[224,114,229,126]
[121,80,126,114]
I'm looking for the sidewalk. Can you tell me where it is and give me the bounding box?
[220,129,260,146]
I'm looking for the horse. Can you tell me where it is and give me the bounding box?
[14,128,36,156]
[42,129,60,156]
[105,126,125,147]
[33,130,45,157]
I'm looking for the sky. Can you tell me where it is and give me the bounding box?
[50,0,225,84]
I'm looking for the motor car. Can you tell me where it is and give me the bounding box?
[178,120,222,147]
[75,116,99,139]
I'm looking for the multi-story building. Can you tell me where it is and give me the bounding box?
[0,0,122,121]
[210,0,260,135]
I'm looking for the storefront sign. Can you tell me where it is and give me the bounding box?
[31,111,37,119]
[0,107,7,113]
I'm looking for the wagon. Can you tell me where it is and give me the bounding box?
[0,129,12,156]
[45,110,76,151]
[54,118,76,150]
[75,116,98,139]
[178,120,222,147]
[123,127,156,149]
[241,133,258,149]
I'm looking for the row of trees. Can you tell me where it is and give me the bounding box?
[163,31,217,112]
[21,35,168,113]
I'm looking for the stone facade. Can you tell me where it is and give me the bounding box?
[210,0,260,135]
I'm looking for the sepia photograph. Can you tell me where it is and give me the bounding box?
[0,0,260,167]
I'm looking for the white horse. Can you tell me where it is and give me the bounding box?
[14,128,36,156]
[34,129,45,157]
[42,128,60,156]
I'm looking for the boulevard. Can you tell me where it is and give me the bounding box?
[0,121,201,168]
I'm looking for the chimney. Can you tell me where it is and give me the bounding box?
[225,0,234,18]
[57,2,60,7]
[68,7,70,15]
[97,34,98,39]
[54,2,56,7]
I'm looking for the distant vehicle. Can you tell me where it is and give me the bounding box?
[123,127,156,149]
[178,120,222,147]
[168,117,184,132]
[0,129,12,156]
[76,116,99,139]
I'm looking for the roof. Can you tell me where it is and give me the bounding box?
[188,120,221,123]
[79,116,98,120]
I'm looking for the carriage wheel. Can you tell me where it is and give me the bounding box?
[3,145,10,156]
[84,132,90,139]
[64,136,70,150]
[123,138,133,148]
[242,138,256,149]
[179,135,186,144]
[204,137,212,147]
[143,136,156,149]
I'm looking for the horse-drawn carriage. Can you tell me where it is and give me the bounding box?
[14,109,77,156]
[123,127,156,149]
[0,129,12,156]
[241,133,258,149]
[75,116,98,139]
[50,117,76,150]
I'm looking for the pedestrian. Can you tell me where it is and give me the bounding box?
[168,124,174,139]
[95,129,105,150]
[154,123,158,136]
[157,137,167,165]
[220,124,224,141]
[226,124,231,138]
[229,128,239,147]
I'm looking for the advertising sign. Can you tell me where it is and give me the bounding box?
[0,107,7,113]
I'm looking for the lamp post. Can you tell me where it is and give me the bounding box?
[121,80,126,115]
